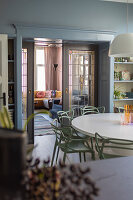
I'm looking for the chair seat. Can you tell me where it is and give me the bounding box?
[74,132,90,139]
[59,140,92,153]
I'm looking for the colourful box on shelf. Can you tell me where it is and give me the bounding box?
[119,71,130,80]
[126,92,133,98]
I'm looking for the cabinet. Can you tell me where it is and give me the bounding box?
[8,39,15,124]
[113,57,133,112]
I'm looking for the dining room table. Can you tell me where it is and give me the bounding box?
[72,113,133,140]
[72,113,133,156]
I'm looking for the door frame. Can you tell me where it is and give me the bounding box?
[62,43,99,111]
[22,41,34,144]
[14,24,114,143]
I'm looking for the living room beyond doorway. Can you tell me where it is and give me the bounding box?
[34,39,62,136]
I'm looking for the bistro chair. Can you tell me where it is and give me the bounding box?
[58,115,92,139]
[114,106,124,113]
[57,107,79,120]
[51,123,95,166]
[81,106,99,115]
[95,132,133,159]
[97,106,105,113]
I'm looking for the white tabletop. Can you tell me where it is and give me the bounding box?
[72,113,133,140]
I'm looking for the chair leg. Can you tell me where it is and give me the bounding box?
[91,151,95,160]
[83,153,86,162]
[51,142,57,167]
[79,152,82,162]
[55,137,61,164]
[63,152,66,164]
[55,147,60,164]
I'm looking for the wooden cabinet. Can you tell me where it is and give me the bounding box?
[8,39,15,124]
[113,57,133,112]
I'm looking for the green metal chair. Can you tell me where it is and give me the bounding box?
[97,106,105,113]
[81,106,105,115]
[114,107,124,113]
[58,115,91,139]
[95,132,133,159]
[51,124,95,165]
[51,118,95,166]
[57,108,77,120]
[81,106,99,115]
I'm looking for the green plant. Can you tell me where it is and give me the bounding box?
[114,88,121,99]
[120,92,126,99]
[0,106,14,129]
[114,71,120,80]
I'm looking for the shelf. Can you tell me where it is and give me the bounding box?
[114,80,133,83]
[8,82,14,84]
[8,109,14,111]
[8,104,15,106]
[8,60,14,63]
[114,62,133,64]
[113,98,133,101]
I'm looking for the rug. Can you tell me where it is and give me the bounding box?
[34,115,54,136]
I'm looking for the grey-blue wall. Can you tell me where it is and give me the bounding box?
[0,0,133,36]
[1,0,133,130]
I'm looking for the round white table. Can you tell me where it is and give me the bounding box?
[72,113,133,140]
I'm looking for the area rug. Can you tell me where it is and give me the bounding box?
[34,115,54,136]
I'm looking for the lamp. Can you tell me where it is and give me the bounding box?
[109,0,133,57]
[53,64,58,71]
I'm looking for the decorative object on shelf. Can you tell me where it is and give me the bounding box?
[114,71,120,81]
[8,85,14,104]
[114,86,126,100]
[115,57,130,62]
[114,87,121,99]
[109,0,133,57]
[119,70,130,81]
[126,92,133,98]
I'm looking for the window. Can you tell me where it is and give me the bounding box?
[35,47,45,91]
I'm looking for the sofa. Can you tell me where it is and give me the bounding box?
[34,90,62,109]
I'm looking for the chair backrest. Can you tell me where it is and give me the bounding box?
[58,115,72,127]
[97,106,105,113]
[81,106,99,115]
[57,110,69,117]
[95,132,133,159]
[114,107,124,113]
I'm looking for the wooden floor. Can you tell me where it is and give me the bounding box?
[32,113,98,165]
[32,135,95,166]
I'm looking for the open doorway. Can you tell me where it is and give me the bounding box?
[21,38,111,144]
[34,39,62,136]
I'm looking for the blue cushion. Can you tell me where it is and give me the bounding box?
[50,104,62,119]
[52,104,62,110]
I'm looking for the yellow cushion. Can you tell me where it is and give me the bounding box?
[56,91,62,98]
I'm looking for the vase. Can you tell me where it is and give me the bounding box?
[0,127,26,189]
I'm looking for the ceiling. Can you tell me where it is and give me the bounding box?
[101,0,133,3]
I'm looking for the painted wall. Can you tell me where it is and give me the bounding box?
[0,0,133,36]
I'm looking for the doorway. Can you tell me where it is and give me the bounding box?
[62,43,98,113]
[21,39,111,144]
[34,39,62,136]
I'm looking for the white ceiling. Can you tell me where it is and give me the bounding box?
[101,0,133,3]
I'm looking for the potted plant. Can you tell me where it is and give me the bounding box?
[0,107,49,198]
[114,87,121,99]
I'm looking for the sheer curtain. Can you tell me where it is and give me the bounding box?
[35,46,62,91]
